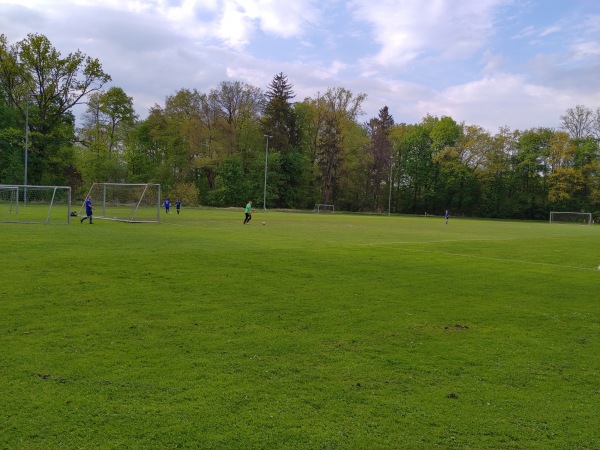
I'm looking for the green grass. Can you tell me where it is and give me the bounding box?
[1,209,599,449]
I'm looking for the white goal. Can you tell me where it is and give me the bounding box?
[81,183,161,223]
[549,211,592,225]
[314,204,335,214]
[0,184,72,224]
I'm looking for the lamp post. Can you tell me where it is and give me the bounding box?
[24,99,29,205]
[388,156,393,216]
[263,134,271,210]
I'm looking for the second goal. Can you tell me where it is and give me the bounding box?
[549,211,592,225]
[81,183,161,223]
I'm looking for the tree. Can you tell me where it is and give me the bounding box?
[210,81,264,156]
[303,87,367,205]
[560,105,594,139]
[0,33,111,184]
[0,85,22,183]
[396,124,434,213]
[511,128,554,219]
[261,73,299,152]
[364,106,394,210]
[260,73,303,207]
[77,87,136,184]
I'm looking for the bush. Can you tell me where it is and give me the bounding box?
[169,182,200,206]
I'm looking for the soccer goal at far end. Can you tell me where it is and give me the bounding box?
[81,183,161,223]
[549,211,592,225]
[314,204,335,214]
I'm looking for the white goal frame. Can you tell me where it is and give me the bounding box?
[81,183,161,223]
[314,204,335,214]
[0,184,72,224]
[549,211,592,225]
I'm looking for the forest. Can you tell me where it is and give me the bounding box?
[2,33,600,220]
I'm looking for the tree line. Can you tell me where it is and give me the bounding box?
[1,33,600,220]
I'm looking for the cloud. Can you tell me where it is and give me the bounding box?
[416,73,574,131]
[539,26,562,37]
[1,0,598,133]
[349,0,512,69]
[211,0,322,48]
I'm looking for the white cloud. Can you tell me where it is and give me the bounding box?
[349,0,512,69]
[417,74,573,131]
[571,40,600,59]
[210,0,321,48]
[1,0,598,132]
[539,25,562,37]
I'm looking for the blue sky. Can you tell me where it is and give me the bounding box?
[1,0,599,132]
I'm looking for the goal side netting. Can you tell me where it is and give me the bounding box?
[81,183,161,223]
[0,184,72,224]
[314,204,335,214]
[549,211,592,225]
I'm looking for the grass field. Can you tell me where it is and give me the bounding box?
[1,208,599,449]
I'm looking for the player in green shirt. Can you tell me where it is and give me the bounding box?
[243,200,253,224]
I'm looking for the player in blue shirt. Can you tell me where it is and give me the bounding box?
[164,198,171,214]
[445,210,449,224]
[81,196,93,224]
[176,200,181,214]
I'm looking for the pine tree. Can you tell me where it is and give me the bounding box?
[261,73,299,153]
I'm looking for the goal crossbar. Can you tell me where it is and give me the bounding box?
[82,182,161,223]
[0,184,72,224]
[314,204,335,214]
[549,211,592,225]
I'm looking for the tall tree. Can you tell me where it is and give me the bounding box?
[0,33,111,184]
[511,128,554,219]
[396,124,434,213]
[260,73,303,207]
[560,105,594,139]
[210,81,264,157]
[304,87,367,205]
[365,106,394,210]
[261,73,299,152]
[77,87,136,183]
[0,84,22,183]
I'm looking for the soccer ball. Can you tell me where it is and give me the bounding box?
[262,222,266,225]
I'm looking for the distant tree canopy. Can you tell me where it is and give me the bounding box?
[1,34,599,219]
[0,33,111,185]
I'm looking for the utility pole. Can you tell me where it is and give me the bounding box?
[263,135,271,210]
[24,99,29,205]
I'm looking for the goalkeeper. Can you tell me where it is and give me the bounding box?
[243,200,253,224]
[80,196,93,224]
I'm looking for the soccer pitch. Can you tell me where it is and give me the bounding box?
[1,209,599,448]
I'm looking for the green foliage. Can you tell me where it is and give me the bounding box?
[2,33,600,219]
[0,121,23,183]
[1,211,599,448]
[168,181,200,206]
[0,33,110,185]
[206,156,250,206]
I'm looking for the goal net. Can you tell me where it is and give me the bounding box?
[549,211,592,225]
[314,204,335,214]
[81,183,161,223]
[0,184,72,224]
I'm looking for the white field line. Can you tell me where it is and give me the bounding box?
[352,238,597,272]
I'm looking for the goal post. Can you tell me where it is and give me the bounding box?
[314,204,335,214]
[81,183,161,223]
[549,211,592,225]
[0,184,72,224]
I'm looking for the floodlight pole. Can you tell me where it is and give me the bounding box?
[24,99,29,205]
[388,156,393,216]
[263,134,271,210]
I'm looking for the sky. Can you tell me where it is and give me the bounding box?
[1,0,600,132]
